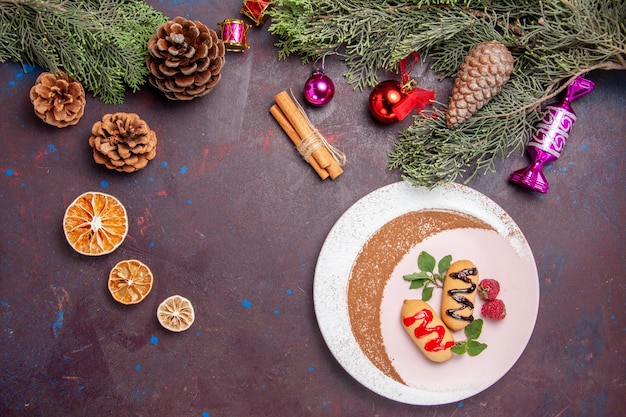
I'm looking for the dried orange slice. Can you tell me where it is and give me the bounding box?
[157,295,195,332]
[108,259,154,305]
[63,191,128,256]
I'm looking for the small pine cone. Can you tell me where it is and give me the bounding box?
[89,113,157,173]
[146,16,226,100]
[29,71,86,128]
[446,41,514,129]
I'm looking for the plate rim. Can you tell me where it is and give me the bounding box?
[313,181,539,405]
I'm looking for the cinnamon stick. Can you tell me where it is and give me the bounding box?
[325,152,343,180]
[270,104,330,180]
[274,91,335,169]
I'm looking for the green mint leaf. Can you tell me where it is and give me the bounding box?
[409,279,427,289]
[466,340,488,356]
[451,342,467,355]
[422,285,434,301]
[438,254,452,276]
[464,319,484,340]
[403,271,430,281]
[417,251,436,273]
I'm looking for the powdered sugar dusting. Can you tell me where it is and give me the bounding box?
[314,181,539,405]
[347,210,491,383]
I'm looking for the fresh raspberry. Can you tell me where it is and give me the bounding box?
[481,299,507,320]
[477,278,500,301]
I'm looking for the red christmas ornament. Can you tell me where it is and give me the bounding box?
[304,69,335,106]
[368,80,404,123]
[240,0,271,26]
[368,52,435,124]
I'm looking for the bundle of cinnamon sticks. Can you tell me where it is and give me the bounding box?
[270,91,344,180]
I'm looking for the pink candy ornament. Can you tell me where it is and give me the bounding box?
[509,76,595,193]
[303,69,335,106]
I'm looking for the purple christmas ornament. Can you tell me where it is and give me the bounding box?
[303,69,335,106]
[509,76,595,193]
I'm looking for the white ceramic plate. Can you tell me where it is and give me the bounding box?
[314,181,539,405]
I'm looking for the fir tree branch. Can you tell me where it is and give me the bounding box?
[269,0,626,186]
[0,0,168,104]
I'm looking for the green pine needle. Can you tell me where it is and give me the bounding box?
[0,0,168,104]
[268,0,626,186]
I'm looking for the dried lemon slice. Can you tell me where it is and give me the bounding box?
[157,295,195,332]
[108,260,153,305]
[63,191,128,256]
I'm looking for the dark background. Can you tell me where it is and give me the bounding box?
[1,1,624,416]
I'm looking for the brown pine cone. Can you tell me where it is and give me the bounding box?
[89,113,157,173]
[29,71,86,128]
[446,41,514,129]
[146,16,225,100]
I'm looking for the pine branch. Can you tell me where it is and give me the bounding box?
[268,0,626,186]
[390,71,544,186]
[0,0,168,104]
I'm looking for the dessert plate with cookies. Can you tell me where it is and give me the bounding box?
[314,181,539,405]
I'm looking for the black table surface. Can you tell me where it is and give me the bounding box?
[1,1,624,416]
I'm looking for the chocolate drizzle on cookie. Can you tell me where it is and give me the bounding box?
[445,267,478,322]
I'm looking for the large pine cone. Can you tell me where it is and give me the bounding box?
[146,16,225,100]
[89,113,157,173]
[446,41,514,129]
[29,71,86,128]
